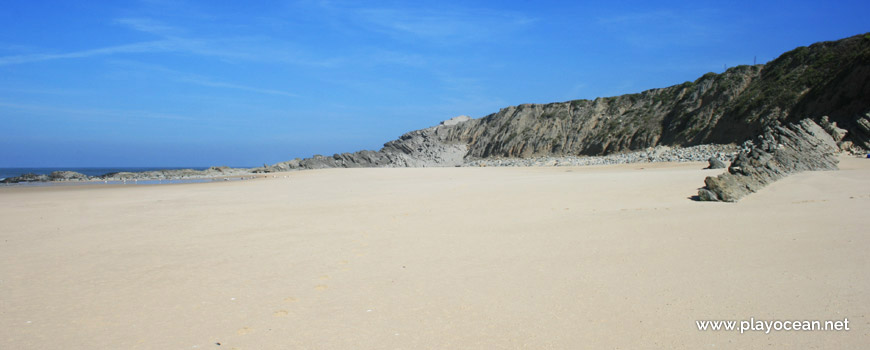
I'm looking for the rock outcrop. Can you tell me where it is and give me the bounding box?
[706,157,727,169]
[697,119,840,202]
[255,116,471,172]
[97,167,253,181]
[848,111,870,151]
[49,171,90,181]
[1,167,261,183]
[1,173,50,183]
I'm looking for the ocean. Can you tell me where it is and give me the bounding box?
[0,167,215,180]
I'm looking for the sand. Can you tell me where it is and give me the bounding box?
[1,157,868,349]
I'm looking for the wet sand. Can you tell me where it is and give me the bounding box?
[1,157,868,349]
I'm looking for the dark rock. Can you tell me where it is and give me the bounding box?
[849,112,870,151]
[697,188,720,201]
[819,116,848,142]
[1,173,50,183]
[706,157,727,169]
[48,171,90,181]
[698,119,840,202]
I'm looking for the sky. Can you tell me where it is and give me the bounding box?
[1,1,868,167]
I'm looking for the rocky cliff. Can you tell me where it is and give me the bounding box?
[261,33,869,172]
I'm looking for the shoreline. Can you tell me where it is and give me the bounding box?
[1,143,740,186]
[0,174,272,188]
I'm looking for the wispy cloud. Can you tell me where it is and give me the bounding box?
[0,86,91,95]
[106,59,300,98]
[0,40,177,66]
[0,16,339,68]
[597,9,724,48]
[176,76,299,97]
[304,2,535,45]
[598,10,679,25]
[0,5,516,71]
[114,17,179,36]
[358,7,535,44]
[357,49,429,67]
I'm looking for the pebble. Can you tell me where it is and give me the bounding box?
[462,144,740,168]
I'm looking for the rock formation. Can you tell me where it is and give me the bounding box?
[255,116,471,172]
[97,167,253,181]
[697,119,840,202]
[49,171,89,181]
[705,157,727,169]
[1,173,50,183]
[262,33,869,172]
[847,111,870,151]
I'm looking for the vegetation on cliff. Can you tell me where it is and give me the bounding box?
[440,33,870,159]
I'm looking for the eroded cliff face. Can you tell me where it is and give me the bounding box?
[445,33,870,159]
[263,33,870,172]
[440,65,761,159]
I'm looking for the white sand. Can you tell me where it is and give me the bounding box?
[1,157,868,349]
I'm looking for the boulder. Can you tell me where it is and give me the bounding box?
[705,157,727,169]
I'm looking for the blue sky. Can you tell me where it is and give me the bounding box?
[1,0,868,167]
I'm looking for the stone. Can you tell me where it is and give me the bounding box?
[706,157,727,169]
[697,188,720,201]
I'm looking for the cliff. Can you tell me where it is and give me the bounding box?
[263,33,870,172]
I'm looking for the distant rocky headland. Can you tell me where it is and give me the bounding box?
[1,167,254,184]
[1,144,741,184]
[5,33,869,201]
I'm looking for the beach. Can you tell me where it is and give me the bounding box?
[1,157,868,349]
